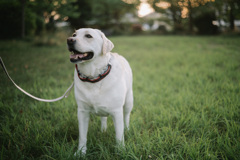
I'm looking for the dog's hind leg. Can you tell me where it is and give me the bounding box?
[101,117,107,132]
[124,90,133,130]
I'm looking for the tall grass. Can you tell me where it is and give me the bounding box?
[0,35,240,160]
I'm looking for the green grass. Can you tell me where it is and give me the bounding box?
[0,35,240,160]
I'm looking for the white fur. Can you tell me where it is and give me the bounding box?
[71,28,133,155]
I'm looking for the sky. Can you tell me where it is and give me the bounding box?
[138,0,154,17]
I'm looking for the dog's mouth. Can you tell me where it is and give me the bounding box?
[69,49,94,63]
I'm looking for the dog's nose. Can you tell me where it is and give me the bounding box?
[67,38,76,45]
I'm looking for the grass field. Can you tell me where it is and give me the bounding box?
[0,35,240,160]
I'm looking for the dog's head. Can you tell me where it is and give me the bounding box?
[67,28,114,63]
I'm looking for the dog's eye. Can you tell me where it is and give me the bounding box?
[72,33,76,37]
[85,34,93,38]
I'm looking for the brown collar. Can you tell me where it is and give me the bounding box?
[75,64,112,83]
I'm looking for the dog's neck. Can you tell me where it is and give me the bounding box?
[76,53,111,79]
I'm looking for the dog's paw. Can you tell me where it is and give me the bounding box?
[115,143,126,155]
[74,149,86,157]
[101,117,107,132]
[101,126,107,132]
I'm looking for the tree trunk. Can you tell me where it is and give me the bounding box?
[229,3,235,31]
[21,0,25,38]
[170,6,177,31]
[216,10,222,31]
[188,1,193,33]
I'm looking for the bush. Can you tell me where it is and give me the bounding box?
[194,12,219,35]
[0,1,37,39]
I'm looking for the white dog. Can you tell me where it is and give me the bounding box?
[67,28,133,155]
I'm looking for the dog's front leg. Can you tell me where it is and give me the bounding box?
[75,108,90,156]
[112,110,125,146]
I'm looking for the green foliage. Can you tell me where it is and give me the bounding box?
[0,0,37,38]
[68,0,139,31]
[90,0,136,28]
[1,35,240,159]
[0,1,21,38]
[67,0,93,28]
[25,7,37,36]
[193,11,218,35]
[149,0,183,31]
[28,0,79,31]
[0,0,79,39]
[0,0,139,38]
[148,0,240,33]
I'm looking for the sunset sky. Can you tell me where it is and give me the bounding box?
[138,0,154,17]
[138,0,172,17]
[137,1,190,18]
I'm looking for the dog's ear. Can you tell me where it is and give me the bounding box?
[97,30,114,54]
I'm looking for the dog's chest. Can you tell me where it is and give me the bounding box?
[84,84,108,116]
[75,81,124,116]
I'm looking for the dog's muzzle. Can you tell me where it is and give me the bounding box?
[67,37,94,63]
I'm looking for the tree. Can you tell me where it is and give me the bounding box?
[224,0,240,31]
[178,0,215,33]
[67,0,139,32]
[90,0,138,29]
[0,0,37,39]
[30,0,79,31]
[148,0,216,33]
[193,9,218,34]
[20,0,26,38]
[148,0,183,32]
[0,0,80,38]
[209,0,240,31]
[67,0,93,29]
